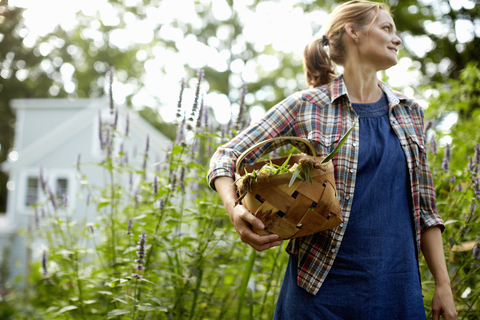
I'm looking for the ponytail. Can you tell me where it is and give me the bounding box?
[303,37,336,88]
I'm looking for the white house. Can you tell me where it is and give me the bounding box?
[0,97,171,283]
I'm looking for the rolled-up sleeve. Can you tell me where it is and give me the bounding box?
[414,106,445,232]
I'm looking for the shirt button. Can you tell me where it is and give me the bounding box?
[345,195,350,200]
[349,169,354,173]
[352,143,357,147]
[409,169,413,173]
[331,248,336,253]
[420,145,424,150]
[340,223,344,228]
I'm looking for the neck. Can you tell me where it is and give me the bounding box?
[342,63,382,104]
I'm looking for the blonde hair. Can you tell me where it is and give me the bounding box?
[303,0,391,87]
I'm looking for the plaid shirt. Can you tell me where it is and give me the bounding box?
[207,75,444,295]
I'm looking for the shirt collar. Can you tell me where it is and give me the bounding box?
[327,75,412,109]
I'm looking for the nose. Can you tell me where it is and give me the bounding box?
[393,34,402,46]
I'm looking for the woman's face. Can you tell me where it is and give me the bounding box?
[357,10,402,70]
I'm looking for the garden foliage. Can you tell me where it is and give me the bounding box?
[0,65,479,319]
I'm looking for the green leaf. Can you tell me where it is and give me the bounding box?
[112,298,129,304]
[303,166,312,185]
[136,305,163,312]
[54,305,78,315]
[106,309,130,319]
[149,297,163,306]
[97,291,113,296]
[279,153,293,171]
[321,117,358,164]
[289,166,303,187]
[138,277,156,285]
[45,306,59,313]
[83,300,97,304]
[444,219,459,225]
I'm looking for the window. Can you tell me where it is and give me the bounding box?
[55,178,68,200]
[25,177,39,206]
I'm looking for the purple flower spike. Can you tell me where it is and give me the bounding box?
[39,166,47,195]
[475,144,480,166]
[466,201,476,224]
[88,225,94,234]
[113,108,119,130]
[144,134,150,155]
[236,84,248,131]
[176,78,186,121]
[34,207,40,228]
[98,109,103,135]
[42,250,48,276]
[125,114,130,137]
[473,237,480,261]
[86,193,91,207]
[48,187,57,211]
[196,94,205,129]
[474,178,480,200]
[450,174,455,186]
[142,158,148,181]
[62,194,68,208]
[469,156,475,175]
[441,144,450,172]
[133,231,146,279]
[108,67,114,114]
[189,70,205,122]
[134,188,140,208]
[76,154,81,172]
[170,171,177,191]
[127,218,133,235]
[429,136,437,156]
[154,176,158,197]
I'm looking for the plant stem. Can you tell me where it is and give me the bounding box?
[460,291,480,319]
[188,268,203,320]
[109,163,118,275]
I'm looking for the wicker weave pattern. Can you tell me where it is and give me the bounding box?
[234,139,343,240]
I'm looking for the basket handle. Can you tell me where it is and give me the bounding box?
[235,136,318,174]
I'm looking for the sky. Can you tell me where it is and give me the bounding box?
[8,0,475,132]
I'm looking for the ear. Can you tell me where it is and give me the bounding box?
[344,23,359,43]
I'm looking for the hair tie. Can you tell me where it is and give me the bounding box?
[322,35,329,47]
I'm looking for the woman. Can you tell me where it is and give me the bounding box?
[207,1,457,319]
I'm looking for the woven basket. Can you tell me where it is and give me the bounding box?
[234,137,343,240]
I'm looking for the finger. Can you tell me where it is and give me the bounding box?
[237,225,281,246]
[238,210,265,230]
[432,308,440,320]
[254,240,282,252]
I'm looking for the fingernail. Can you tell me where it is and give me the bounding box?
[257,222,265,229]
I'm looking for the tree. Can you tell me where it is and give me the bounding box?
[0,2,57,211]
[301,0,480,82]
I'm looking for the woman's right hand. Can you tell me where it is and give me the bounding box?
[225,201,282,252]
[214,176,282,252]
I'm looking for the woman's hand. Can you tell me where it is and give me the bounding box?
[225,201,282,252]
[432,283,457,320]
[214,176,282,252]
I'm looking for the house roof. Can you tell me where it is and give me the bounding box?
[1,97,172,173]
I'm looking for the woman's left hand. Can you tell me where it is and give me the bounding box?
[431,283,457,320]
